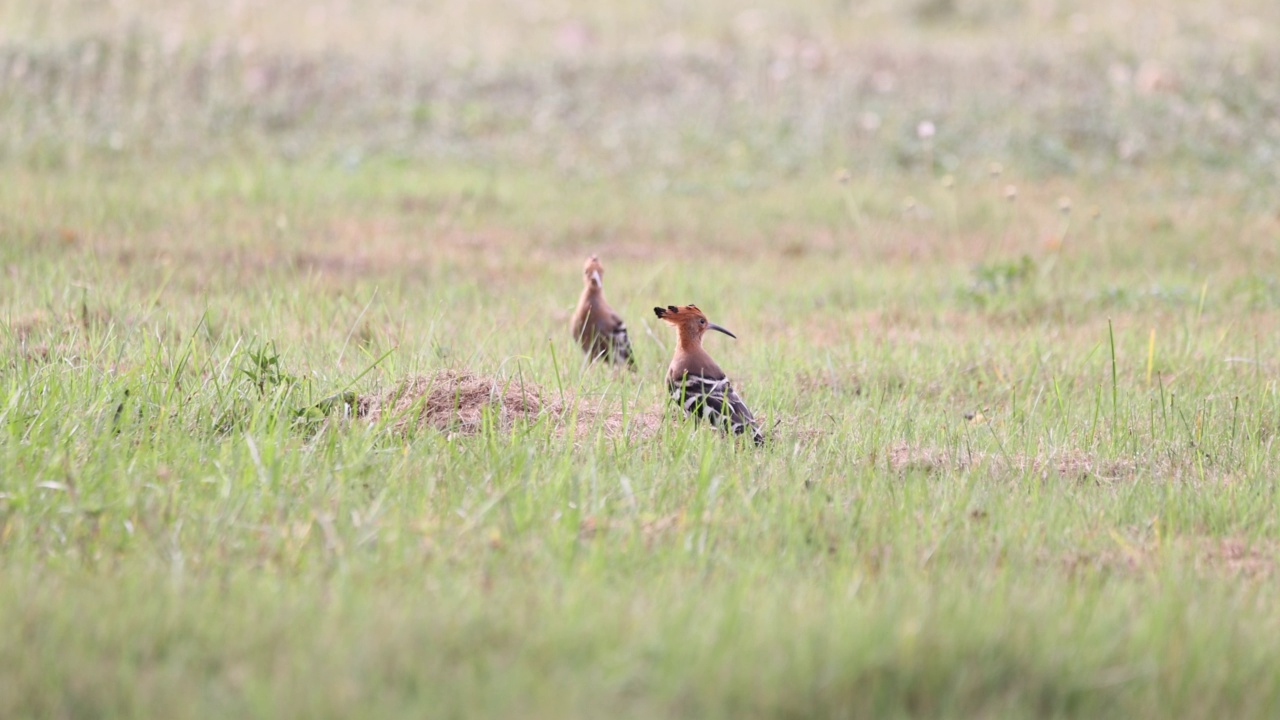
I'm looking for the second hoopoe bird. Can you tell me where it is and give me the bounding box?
[570,255,635,368]
[654,304,763,445]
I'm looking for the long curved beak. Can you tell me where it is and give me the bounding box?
[708,322,737,339]
[590,270,602,288]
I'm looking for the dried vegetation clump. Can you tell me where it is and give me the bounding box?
[356,370,544,434]
[356,369,663,440]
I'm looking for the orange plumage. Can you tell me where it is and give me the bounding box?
[653,304,762,445]
[570,255,635,368]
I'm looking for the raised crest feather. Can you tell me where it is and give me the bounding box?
[653,302,763,445]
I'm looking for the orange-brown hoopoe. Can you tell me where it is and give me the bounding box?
[653,304,763,445]
[570,255,635,368]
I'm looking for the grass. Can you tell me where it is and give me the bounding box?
[3,0,1280,717]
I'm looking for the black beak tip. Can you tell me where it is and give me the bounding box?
[709,323,737,339]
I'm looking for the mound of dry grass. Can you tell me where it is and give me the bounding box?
[356,369,663,440]
[356,370,544,434]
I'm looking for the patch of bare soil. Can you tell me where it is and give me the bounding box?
[884,441,1137,481]
[578,513,682,546]
[4,308,116,366]
[356,370,543,434]
[1065,537,1276,579]
[8,310,51,341]
[1209,538,1275,577]
[355,369,663,440]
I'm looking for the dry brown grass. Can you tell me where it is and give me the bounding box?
[1065,536,1277,579]
[3,308,118,367]
[577,513,682,546]
[885,441,1139,481]
[356,369,663,440]
[356,370,545,435]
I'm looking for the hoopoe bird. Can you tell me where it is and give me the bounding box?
[653,304,763,445]
[570,255,635,368]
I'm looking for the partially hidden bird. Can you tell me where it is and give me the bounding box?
[570,255,635,368]
[653,304,763,445]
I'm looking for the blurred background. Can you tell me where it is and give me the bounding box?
[3,0,1278,186]
[5,9,1280,717]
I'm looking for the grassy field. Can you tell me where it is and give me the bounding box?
[4,0,1280,717]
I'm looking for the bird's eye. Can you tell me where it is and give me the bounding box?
[699,318,706,325]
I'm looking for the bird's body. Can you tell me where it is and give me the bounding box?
[654,304,763,445]
[570,256,635,368]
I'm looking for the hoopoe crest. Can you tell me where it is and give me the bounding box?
[653,304,763,445]
[570,255,635,368]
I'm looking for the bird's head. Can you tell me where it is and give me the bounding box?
[653,304,737,341]
[582,255,605,289]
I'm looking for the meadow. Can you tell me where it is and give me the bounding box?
[3,0,1280,717]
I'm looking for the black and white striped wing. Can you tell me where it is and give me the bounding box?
[669,374,763,444]
[608,316,636,368]
[722,383,763,444]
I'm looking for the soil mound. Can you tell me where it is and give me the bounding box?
[357,369,662,439]
[357,370,544,434]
